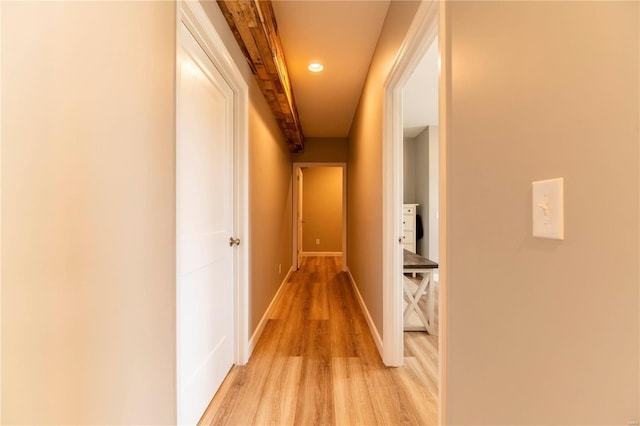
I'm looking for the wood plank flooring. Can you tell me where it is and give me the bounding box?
[199,256,438,425]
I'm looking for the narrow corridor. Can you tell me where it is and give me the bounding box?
[199,256,438,425]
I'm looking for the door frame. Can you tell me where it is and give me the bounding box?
[292,163,347,271]
[381,0,446,422]
[178,1,250,367]
[0,0,3,417]
[295,167,304,269]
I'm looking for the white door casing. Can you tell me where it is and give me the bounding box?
[176,21,235,425]
[177,1,250,422]
[382,0,443,422]
[297,167,304,269]
[179,1,250,367]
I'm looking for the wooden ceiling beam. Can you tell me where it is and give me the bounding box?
[218,0,305,153]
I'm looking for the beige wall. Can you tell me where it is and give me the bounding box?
[444,2,639,423]
[302,167,343,252]
[427,125,439,261]
[292,137,348,163]
[403,137,416,203]
[347,1,420,333]
[1,1,293,423]
[414,128,429,257]
[1,2,177,423]
[201,2,293,335]
[248,77,293,332]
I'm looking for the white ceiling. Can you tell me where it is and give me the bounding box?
[271,0,390,138]
[402,36,439,138]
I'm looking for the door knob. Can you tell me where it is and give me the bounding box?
[229,237,241,247]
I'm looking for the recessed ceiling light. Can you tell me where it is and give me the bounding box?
[308,63,324,73]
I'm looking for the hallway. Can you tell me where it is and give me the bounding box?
[199,257,438,425]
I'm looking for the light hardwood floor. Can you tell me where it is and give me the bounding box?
[199,256,438,425]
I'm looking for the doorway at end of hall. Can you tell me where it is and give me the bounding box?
[292,163,346,271]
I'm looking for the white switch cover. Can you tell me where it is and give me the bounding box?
[532,177,564,240]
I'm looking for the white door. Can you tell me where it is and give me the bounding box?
[296,167,304,269]
[177,22,235,425]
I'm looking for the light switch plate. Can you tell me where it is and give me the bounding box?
[532,177,564,240]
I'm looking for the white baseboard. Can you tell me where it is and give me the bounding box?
[345,267,383,356]
[300,251,342,257]
[248,266,295,355]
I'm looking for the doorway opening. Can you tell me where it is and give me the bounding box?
[382,0,445,423]
[400,36,440,328]
[292,163,347,271]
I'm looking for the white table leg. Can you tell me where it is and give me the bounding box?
[425,271,436,335]
[403,271,436,335]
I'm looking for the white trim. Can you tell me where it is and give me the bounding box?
[382,0,439,368]
[0,1,3,419]
[294,167,303,270]
[342,165,347,271]
[293,162,346,167]
[300,252,342,257]
[345,268,383,354]
[179,0,250,368]
[176,4,250,421]
[292,163,347,272]
[437,7,449,422]
[382,0,446,421]
[248,266,295,354]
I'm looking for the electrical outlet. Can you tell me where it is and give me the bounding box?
[316,239,320,245]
